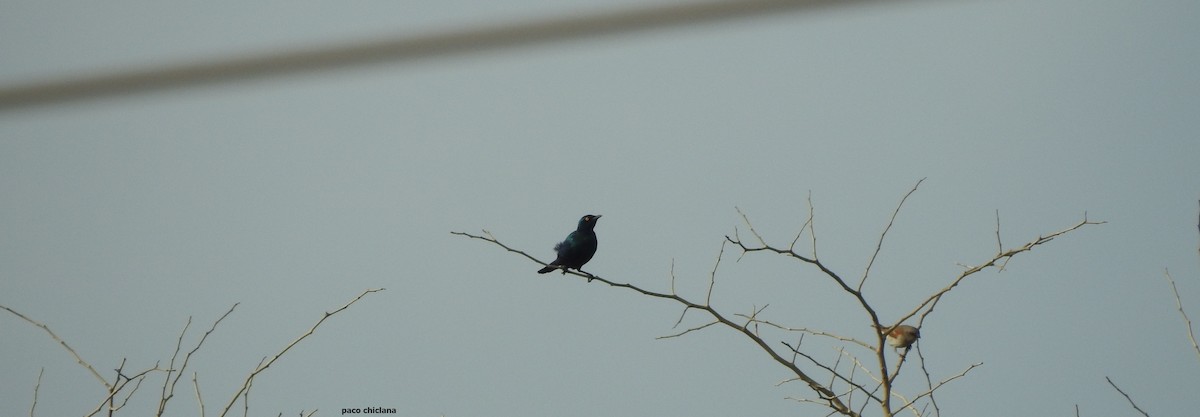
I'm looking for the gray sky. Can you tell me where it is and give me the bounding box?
[2,1,1198,416]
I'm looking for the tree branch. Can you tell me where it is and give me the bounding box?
[1106,376,1150,417]
[1164,269,1200,362]
[860,178,924,291]
[218,288,384,417]
[453,230,858,416]
[159,303,239,416]
[29,368,43,417]
[1,304,111,389]
[193,372,206,417]
[907,215,1104,328]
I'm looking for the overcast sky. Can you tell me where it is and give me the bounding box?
[2,1,1199,416]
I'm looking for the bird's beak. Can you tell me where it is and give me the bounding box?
[594,215,602,219]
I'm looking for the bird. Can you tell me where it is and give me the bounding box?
[875,324,920,350]
[537,214,601,275]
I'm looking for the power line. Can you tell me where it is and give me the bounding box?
[0,0,889,110]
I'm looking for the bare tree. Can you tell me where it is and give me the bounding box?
[455,180,1102,416]
[4,288,383,417]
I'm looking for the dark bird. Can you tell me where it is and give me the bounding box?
[537,214,601,274]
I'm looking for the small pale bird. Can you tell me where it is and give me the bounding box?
[876,324,920,350]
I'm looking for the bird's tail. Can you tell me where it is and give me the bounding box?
[537,265,557,274]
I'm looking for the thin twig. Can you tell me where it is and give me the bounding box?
[706,240,726,306]
[657,321,719,339]
[218,288,384,417]
[245,357,266,417]
[159,316,192,416]
[909,216,1104,328]
[669,258,676,295]
[781,341,881,404]
[733,316,871,350]
[114,368,148,412]
[994,210,1003,253]
[451,230,547,266]
[807,191,819,259]
[84,364,166,417]
[859,178,924,291]
[160,303,239,416]
[193,372,205,417]
[897,362,982,411]
[1164,269,1200,362]
[915,343,941,417]
[29,367,43,417]
[1105,376,1150,417]
[1,304,111,389]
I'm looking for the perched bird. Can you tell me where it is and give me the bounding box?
[537,214,601,274]
[875,324,921,350]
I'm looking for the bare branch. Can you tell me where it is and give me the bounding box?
[669,258,677,295]
[193,372,206,417]
[805,191,819,259]
[29,368,43,417]
[735,206,769,247]
[1164,269,1200,362]
[1106,376,1150,417]
[860,178,924,291]
[781,341,882,404]
[898,362,982,411]
[114,367,149,413]
[657,321,719,339]
[884,388,921,417]
[734,316,872,350]
[907,216,1104,328]
[451,230,549,266]
[994,210,1003,252]
[245,357,267,417]
[160,316,193,415]
[706,240,726,306]
[454,230,858,416]
[84,363,166,417]
[789,193,814,252]
[915,343,942,417]
[1,304,111,389]
[159,303,239,416]
[218,288,384,417]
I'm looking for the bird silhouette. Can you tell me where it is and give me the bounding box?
[537,214,601,274]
